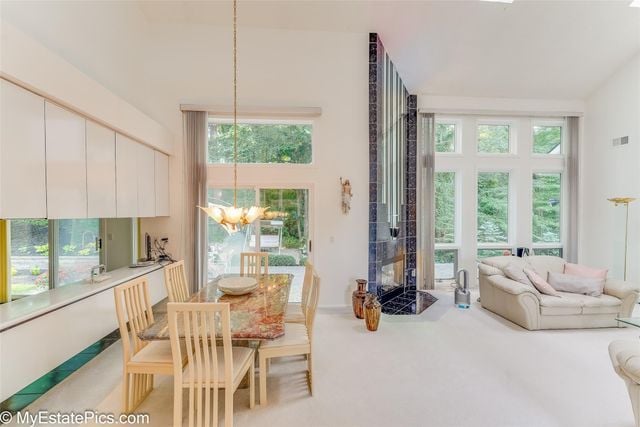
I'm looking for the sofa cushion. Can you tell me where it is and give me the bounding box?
[610,340,640,384]
[548,272,605,297]
[526,256,566,280]
[524,268,561,297]
[482,256,526,271]
[503,264,534,287]
[478,263,504,277]
[540,292,621,315]
[565,262,608,279]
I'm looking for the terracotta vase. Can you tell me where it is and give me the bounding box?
[352,279,367,319]
[363,293,381,332]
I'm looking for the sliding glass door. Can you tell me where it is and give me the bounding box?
[207,187,311,302]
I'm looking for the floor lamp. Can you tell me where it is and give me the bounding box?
[608,197,636,280]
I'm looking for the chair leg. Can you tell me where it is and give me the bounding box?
[259,353,268,405]
[122,372,130,413]
[224,388,234,427]
[173,381,182,427]
[249,359,255,409]
[307,352,313,396]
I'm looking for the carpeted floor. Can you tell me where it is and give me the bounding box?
[6,290,638,427]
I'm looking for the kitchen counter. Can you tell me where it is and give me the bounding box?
[0,262,168,332]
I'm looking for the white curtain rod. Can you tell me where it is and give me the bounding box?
[180,104,322,118]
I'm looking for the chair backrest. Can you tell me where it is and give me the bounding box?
[164,260,190,303]
[301,261,314,315]
[240,252,269,278]
[167,302,233,427]
[306,274,320,340]
[114,277,154,363]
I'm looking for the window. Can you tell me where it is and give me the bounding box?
[435,123,456,153]
[532,173,561,244]
[477,248,512,258]
[207,121,312,164]
[532,247,563,257]
[435,249,458,281]
[57,219,100,286]
[533,125,562,154]
[435,172,456,244]
[477,172,509,243]
[10,219,49,296]
[477,124,510,154]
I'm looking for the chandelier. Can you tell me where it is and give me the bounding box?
[200,0,267,233]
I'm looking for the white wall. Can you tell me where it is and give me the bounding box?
[141,27,369,307]
[581,54,640,282]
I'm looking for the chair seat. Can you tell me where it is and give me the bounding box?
[260,323,309,350]
[284,303,305,323]
[181,347,254,387]
[131,340,185,365]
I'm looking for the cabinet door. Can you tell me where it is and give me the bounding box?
[0,80,47,218]
[137,144,156,217]
[115,134,138,217]
[45,102,87,218]
[86,121,116,218]
[154,151,169,217]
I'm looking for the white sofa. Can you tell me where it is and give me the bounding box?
[609,340,640,427]
[478,256,640,330]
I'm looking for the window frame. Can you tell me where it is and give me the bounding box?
[434,118,463,155]
[207,117,316,167]
[476,169,512,248]
[531,169,566,254]
[531,119,565,157]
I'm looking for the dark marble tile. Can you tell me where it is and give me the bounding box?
[407,172,416,190]
[369,202,377,222]
[368,222,377,242]
[369,102,377,124]
[369,83,377,104]
[369,42,377,63]
[408,94,417,109]
[406,253,416,268]
[407,237,417,253]
[369,164,377,183]
[369,63,377,83]
[407,191,416,205]
[407,206,416,222]
[369,183,377,203]
[407,111,416,126]
[369,33,378,43]
[368,242,377,260]
[408,125,417,141]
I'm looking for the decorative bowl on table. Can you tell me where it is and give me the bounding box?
[218,276,259,295]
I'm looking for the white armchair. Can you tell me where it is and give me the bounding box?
[609,340,640,427]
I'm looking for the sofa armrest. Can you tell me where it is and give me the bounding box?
[488,275,540,298]
[604,278,640,301]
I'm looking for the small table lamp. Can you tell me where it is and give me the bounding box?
[608,197,637,280]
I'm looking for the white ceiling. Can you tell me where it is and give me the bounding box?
[1,0,639,115]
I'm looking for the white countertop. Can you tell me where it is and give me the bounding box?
[0,262,167,332]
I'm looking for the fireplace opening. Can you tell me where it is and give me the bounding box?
[380,255,405,295]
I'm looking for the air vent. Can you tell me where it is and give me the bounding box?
[613,136,629,147]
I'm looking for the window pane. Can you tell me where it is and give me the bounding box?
[10,219,49,296]
[207,188,257,279]
[533,126,562,154]
[435,249,457,280]
[435,172,455,244]
[533,248,563,257]
[477,172,509,243]
[57,219,100,286]
[477,248,512,258]
[532,173,561,243]
[435,123,456,153]
[208,122,312,164]
[478,124,509,153]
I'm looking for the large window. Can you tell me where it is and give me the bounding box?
[207,120,312,164]
[477,124,510,154]
[435,123,456,153]
[532,173,561,244]
[477,172,509,244]
[435,172,456,244]
[9,220,49,296]
[533,125,562,154]
[57,219,100,286]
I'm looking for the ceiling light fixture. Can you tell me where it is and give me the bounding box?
[200,0,267,234]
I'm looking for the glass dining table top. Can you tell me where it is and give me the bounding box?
[617,317,640,328]
[139,274,292,341]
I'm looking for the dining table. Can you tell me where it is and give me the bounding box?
[139,273,293,342]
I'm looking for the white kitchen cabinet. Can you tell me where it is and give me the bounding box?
[45,102,87,218]
[115,134,138,217]
[0,79,47,218]
[137,144,156,217]
[154,151,169,216]
[86,121,116,218]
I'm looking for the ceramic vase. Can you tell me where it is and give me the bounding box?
[352,279,367,319]
[364,293,381,332]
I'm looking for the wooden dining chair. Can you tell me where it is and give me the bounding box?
[240,252,269,279]
[168,302,255,427]
[284,261,314,324]
[164,260,190,303]
[259,274,320,405]
[114,277,187,412]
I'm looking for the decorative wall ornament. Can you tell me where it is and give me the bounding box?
[340,177,352,214]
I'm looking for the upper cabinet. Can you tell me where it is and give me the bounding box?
[0,80,47,218]
[115,134,138,218]
[45,102,87,219]
[154,152,170,217]
[137,143,156,217]
[86,121,117,218]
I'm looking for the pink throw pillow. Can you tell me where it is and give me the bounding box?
[564,263,607,279]
[524,268,561,297]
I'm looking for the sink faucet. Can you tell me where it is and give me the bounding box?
[91,264,106,283]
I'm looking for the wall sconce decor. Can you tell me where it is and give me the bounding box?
[340,177,352,214]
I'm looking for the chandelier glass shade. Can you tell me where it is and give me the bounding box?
[199,0,267,233]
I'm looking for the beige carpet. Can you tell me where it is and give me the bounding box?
[7,291,638,427]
